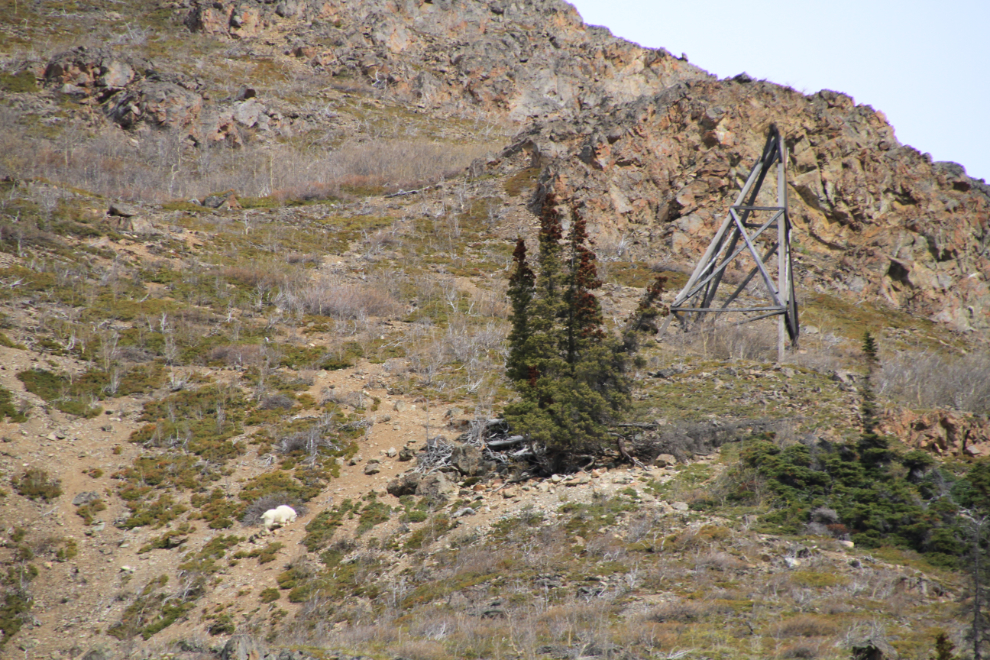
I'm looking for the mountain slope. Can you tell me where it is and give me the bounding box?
[0,1,988,658]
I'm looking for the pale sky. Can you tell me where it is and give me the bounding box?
[567,0,990,183]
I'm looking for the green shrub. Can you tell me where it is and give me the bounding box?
[121,493,186,529]
[233,542,283,564]
[76,498,107,524]
[0,71,37,93]
[138,524,194,553]
[56,538,78,561]
[16,369,101,418]
[191,489,242,529]
[259,587,280,603]
[107,576,199,641]
[129,386,245,460]
[732,432,990,567]
[207,613,235,635]
[0,591,31,649]
[356,491,391,535]
[0,385,26,422]
[302,500,353,552]
[404,514,454,550]
[12,468,62,501]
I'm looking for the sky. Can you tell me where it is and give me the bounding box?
[567,0,990,183]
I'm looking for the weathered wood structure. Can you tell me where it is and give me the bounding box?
[661,125,799,361]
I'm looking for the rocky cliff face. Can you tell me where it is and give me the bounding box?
[182,0,709,119]
[504,78,990,331]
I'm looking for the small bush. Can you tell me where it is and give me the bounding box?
[12,469,62,501]
[233,542,284,564]
[772,614,838,638]
[259,587,280,603]
[56,538,78,561]
[76,498,107,524]
[207,613,235,636]
[0,71,37,94]
[0,385,26,422]
[16,369,102,418]
[0,591,32,649]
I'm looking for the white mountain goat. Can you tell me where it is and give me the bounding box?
[262,505,297,532]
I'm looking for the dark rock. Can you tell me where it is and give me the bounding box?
[415,473,454,505]
[851,636,898,660]
[450,442,486,476]
[108,202,139,217]
[72,491,101,506]
[104,81,202,130]
[202,194,227,209]
[386,473,421,497]
[220,634,267,660]
[80,650,108,660]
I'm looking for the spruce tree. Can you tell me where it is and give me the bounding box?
[506,237,535,384]
[858,331,891,470]
[504,196,632,466]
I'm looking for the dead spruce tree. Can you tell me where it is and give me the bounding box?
[505,194,663,470]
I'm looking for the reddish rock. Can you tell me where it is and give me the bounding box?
[881,409,990,456]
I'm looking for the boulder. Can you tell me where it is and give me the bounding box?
[202,193,228,209]
[72,491,101,506]
[416,473,454,505]
[233,98,266,128]
[450,442,485,476]
[108,202,140,218]
[105,81,202,130]
[220,634,267,660]
[386,473,421,497]
[363,459,381,475]
[99,60,134,88]
[881,409,990,457]
[44,47,137,90]
[653,453,677,468]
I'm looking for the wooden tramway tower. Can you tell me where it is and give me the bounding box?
[660,125,799,361]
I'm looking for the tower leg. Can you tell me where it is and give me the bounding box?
[778,314,786,363]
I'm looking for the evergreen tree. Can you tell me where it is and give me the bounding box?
[858,331,890,470]
[623,272,669,351]
[929,632,958,660]
[505,237,535,384]
[504,196,632,466]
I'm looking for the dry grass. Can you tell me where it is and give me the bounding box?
[773,615,839,638]
[667,319,779,361]
[0,109,493,202]
[278,278,404,320]
[878,349,990,412]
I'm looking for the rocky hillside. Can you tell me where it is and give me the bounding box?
[1,1,989,659]
[513,81,990,332]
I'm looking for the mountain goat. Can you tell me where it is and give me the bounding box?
[262,505,297,531]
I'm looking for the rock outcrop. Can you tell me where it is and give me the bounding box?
[504,79,990,330]
[182,0,708,119]
[882,408,990,457]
